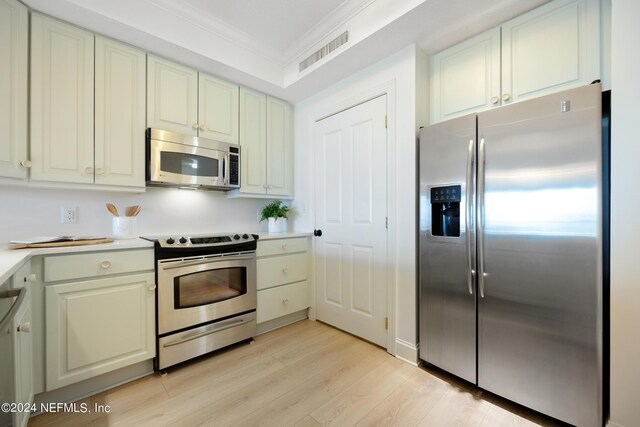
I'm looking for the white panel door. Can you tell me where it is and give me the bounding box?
[95,36,146,187]
[266,96,293,197]
[30,14,94,184]
[239,87,267,194]
[501,0,600,105]
[430,27,501,124]
[199,73,239,144]
[45,273,156,391]
[314,95,388,347]
[147,55,198,135]
[0,0,28,180]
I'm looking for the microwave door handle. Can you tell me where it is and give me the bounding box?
[222,154,228,186]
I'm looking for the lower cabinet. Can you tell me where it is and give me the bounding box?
[256,236,310,329]
[45,272,155,390]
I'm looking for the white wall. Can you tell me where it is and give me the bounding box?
[0,186,277,243]
[609,0,640,426]
[294,44,428,362]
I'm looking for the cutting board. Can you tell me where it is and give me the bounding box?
[8,238,114,250]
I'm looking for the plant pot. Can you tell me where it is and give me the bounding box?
[267,217,287,233]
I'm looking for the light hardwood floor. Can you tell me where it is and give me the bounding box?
[29,320,565,427]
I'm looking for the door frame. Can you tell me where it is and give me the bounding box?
[309,80,397,355]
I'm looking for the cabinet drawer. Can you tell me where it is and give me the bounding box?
[257,253,307,290]
[257,281,308,323]
[257,237,308,257]
[44,249,154,282]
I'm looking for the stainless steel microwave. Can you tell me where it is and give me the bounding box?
[146,128,240,190]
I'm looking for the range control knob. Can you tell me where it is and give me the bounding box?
[166,238,175,245]
[179,237,187,244]
[233,234,240,240]
[242,234,249,239]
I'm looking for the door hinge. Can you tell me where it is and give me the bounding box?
[384,317,389,330]
[385,217,388,229]
[384,115,388,128]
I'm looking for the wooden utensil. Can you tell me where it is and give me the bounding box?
[132,205,141,216]
[125,205,141,217]
[106,203,119,217]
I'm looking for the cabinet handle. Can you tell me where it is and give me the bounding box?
[282,299,289,305]
[502,93,511,102]
[23,273,36,283]
[282,267,289,273]
[148,284,157,291]
[20,160,32,168]
[85,166,94,174]
[95,168,104,175]
[490,96,499,105]
[17,322,31,333]
[100,260,111,269]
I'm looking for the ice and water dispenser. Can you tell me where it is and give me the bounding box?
[430,185,461,237]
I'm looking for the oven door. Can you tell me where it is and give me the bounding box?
[149,139,228,187]
[157,253,256,335]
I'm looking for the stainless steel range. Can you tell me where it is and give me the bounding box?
[142,233,257,370]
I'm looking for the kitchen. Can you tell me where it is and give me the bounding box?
[0,0,638,426]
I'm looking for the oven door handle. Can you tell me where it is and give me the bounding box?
[160,256,256,270]
[162,316,252,348]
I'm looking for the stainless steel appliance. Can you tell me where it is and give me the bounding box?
[143,233,257,370]
[146,128,240,190]
[419,84,605,427]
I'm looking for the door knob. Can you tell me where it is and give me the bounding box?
[314,229,323,237]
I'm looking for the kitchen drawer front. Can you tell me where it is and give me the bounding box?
[257,281,308,323]
[257,237,308,257]
[257,253,307,290]
[44,249,154,282]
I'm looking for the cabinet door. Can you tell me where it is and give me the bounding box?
[30,14,94,184]
[45,273,155,391]
[266,97,294,197]
[12,287,32,427]
[199,73,239,144]
[147,55,198,135]
[501,0,600,105]
[95,37,146,187]
[0,0,28,180]
[430,27,501,124]
[239,87,267,194]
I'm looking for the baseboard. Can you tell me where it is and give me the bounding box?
[607,421,624,427]
[256,309,308,335]
[394,338,418,365]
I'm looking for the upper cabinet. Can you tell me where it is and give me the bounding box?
[430,0,601,124]
[30,14,146,189]
[231,88,293,199]
[0,0,28,180]
[147,55,239,144]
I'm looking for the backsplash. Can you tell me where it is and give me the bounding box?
[0,186,287,244]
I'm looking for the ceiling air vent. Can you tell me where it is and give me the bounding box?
[299,31,349,72]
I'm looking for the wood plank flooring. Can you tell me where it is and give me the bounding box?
[29,320,565,427]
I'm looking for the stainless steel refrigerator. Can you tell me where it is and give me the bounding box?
[419,83,603,427]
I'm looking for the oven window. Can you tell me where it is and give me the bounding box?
[161,151,219,177]
[174,267,246,309]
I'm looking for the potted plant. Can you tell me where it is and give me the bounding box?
[260,200,289,232]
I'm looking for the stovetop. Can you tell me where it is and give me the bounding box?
[141,233,256,249]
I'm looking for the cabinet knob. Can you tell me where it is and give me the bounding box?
[199,124,206,131]
[100,260,111,269]
[502,93,511,102]
[490,96,500,105]
[95,168,104,175]
[85,166,94,174]
[148,284,157,291]
[20,160,32,168]
[17,322,31,333]
[282,244,288,250]
[192,123,199,130]
[282,267,289,273]
[23,273,36,283]
[282,299,289,305]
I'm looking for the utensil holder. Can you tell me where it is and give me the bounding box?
[112,217,137,239]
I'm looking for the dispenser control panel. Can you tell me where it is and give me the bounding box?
[430,185,461,203]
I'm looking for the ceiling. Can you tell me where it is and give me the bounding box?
[23,0,550,102]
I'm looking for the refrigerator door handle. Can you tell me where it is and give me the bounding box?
[466,139,475,295]
[477,137,486,298]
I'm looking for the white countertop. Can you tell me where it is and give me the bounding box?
[256,231,313,240]
[0,238,154,285]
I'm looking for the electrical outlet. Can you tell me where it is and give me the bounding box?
[61,207,78,224]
